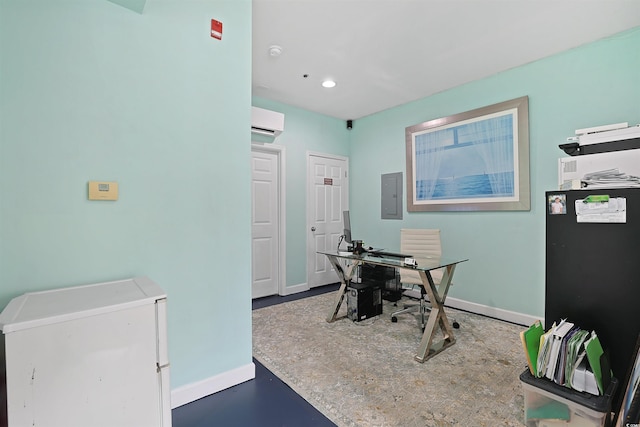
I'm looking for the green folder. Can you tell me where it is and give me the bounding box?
[520,320,544,376]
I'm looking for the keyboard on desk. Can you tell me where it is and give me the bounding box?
[367,250,412,258]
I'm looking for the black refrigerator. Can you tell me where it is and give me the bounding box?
[545,188,640,411]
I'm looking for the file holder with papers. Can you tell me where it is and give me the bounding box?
[520,369,618,427]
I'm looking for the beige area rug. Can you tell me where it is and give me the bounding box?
[253,291,527,427]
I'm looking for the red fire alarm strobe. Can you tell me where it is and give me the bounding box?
[211,19,222,40]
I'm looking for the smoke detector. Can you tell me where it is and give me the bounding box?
[269,45,283,57]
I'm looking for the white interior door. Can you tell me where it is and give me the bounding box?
[306,152,349,288]
[251,146,282,298]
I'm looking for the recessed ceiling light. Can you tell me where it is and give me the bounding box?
[322,80,336,88]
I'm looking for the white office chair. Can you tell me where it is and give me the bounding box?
[391,229,457,330]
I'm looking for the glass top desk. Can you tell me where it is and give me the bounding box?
[318,250,468,363]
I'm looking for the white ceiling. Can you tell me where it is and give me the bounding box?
[252,0,640,121]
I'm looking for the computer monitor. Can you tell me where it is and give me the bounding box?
[342,210,352,244]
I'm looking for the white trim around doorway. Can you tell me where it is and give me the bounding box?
[252,142,287,296]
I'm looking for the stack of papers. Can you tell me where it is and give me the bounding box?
[544,320,575,382]
[582,168,640,188]
[521,320,612,395]
[564,329,589,389]
[537,322,556,379]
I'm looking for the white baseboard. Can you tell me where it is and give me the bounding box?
[445,296,542,327]
[171,362,256,409]
[171,296,539,409]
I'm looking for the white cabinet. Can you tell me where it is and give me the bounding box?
[0,277,171,427]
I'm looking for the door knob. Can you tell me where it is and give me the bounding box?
[311,227,316,232]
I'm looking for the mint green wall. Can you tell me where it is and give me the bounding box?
[251,97,350,287]
[0,0,252,389]
[349,27,640,318]
[253,27,640,313]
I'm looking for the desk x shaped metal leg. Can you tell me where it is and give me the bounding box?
[325,255,361,323]
[323,253,460,363]
[414,264,457,362]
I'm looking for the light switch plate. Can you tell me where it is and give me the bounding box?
[88,181,118,201]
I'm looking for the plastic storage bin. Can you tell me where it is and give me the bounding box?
[520,369,617,427]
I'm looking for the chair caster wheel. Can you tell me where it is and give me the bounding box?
[391,316,398,323]
[453,321,460,329]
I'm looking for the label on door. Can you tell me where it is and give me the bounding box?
[324,178,333,185]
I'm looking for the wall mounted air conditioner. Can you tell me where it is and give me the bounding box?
[251,107,285,137]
